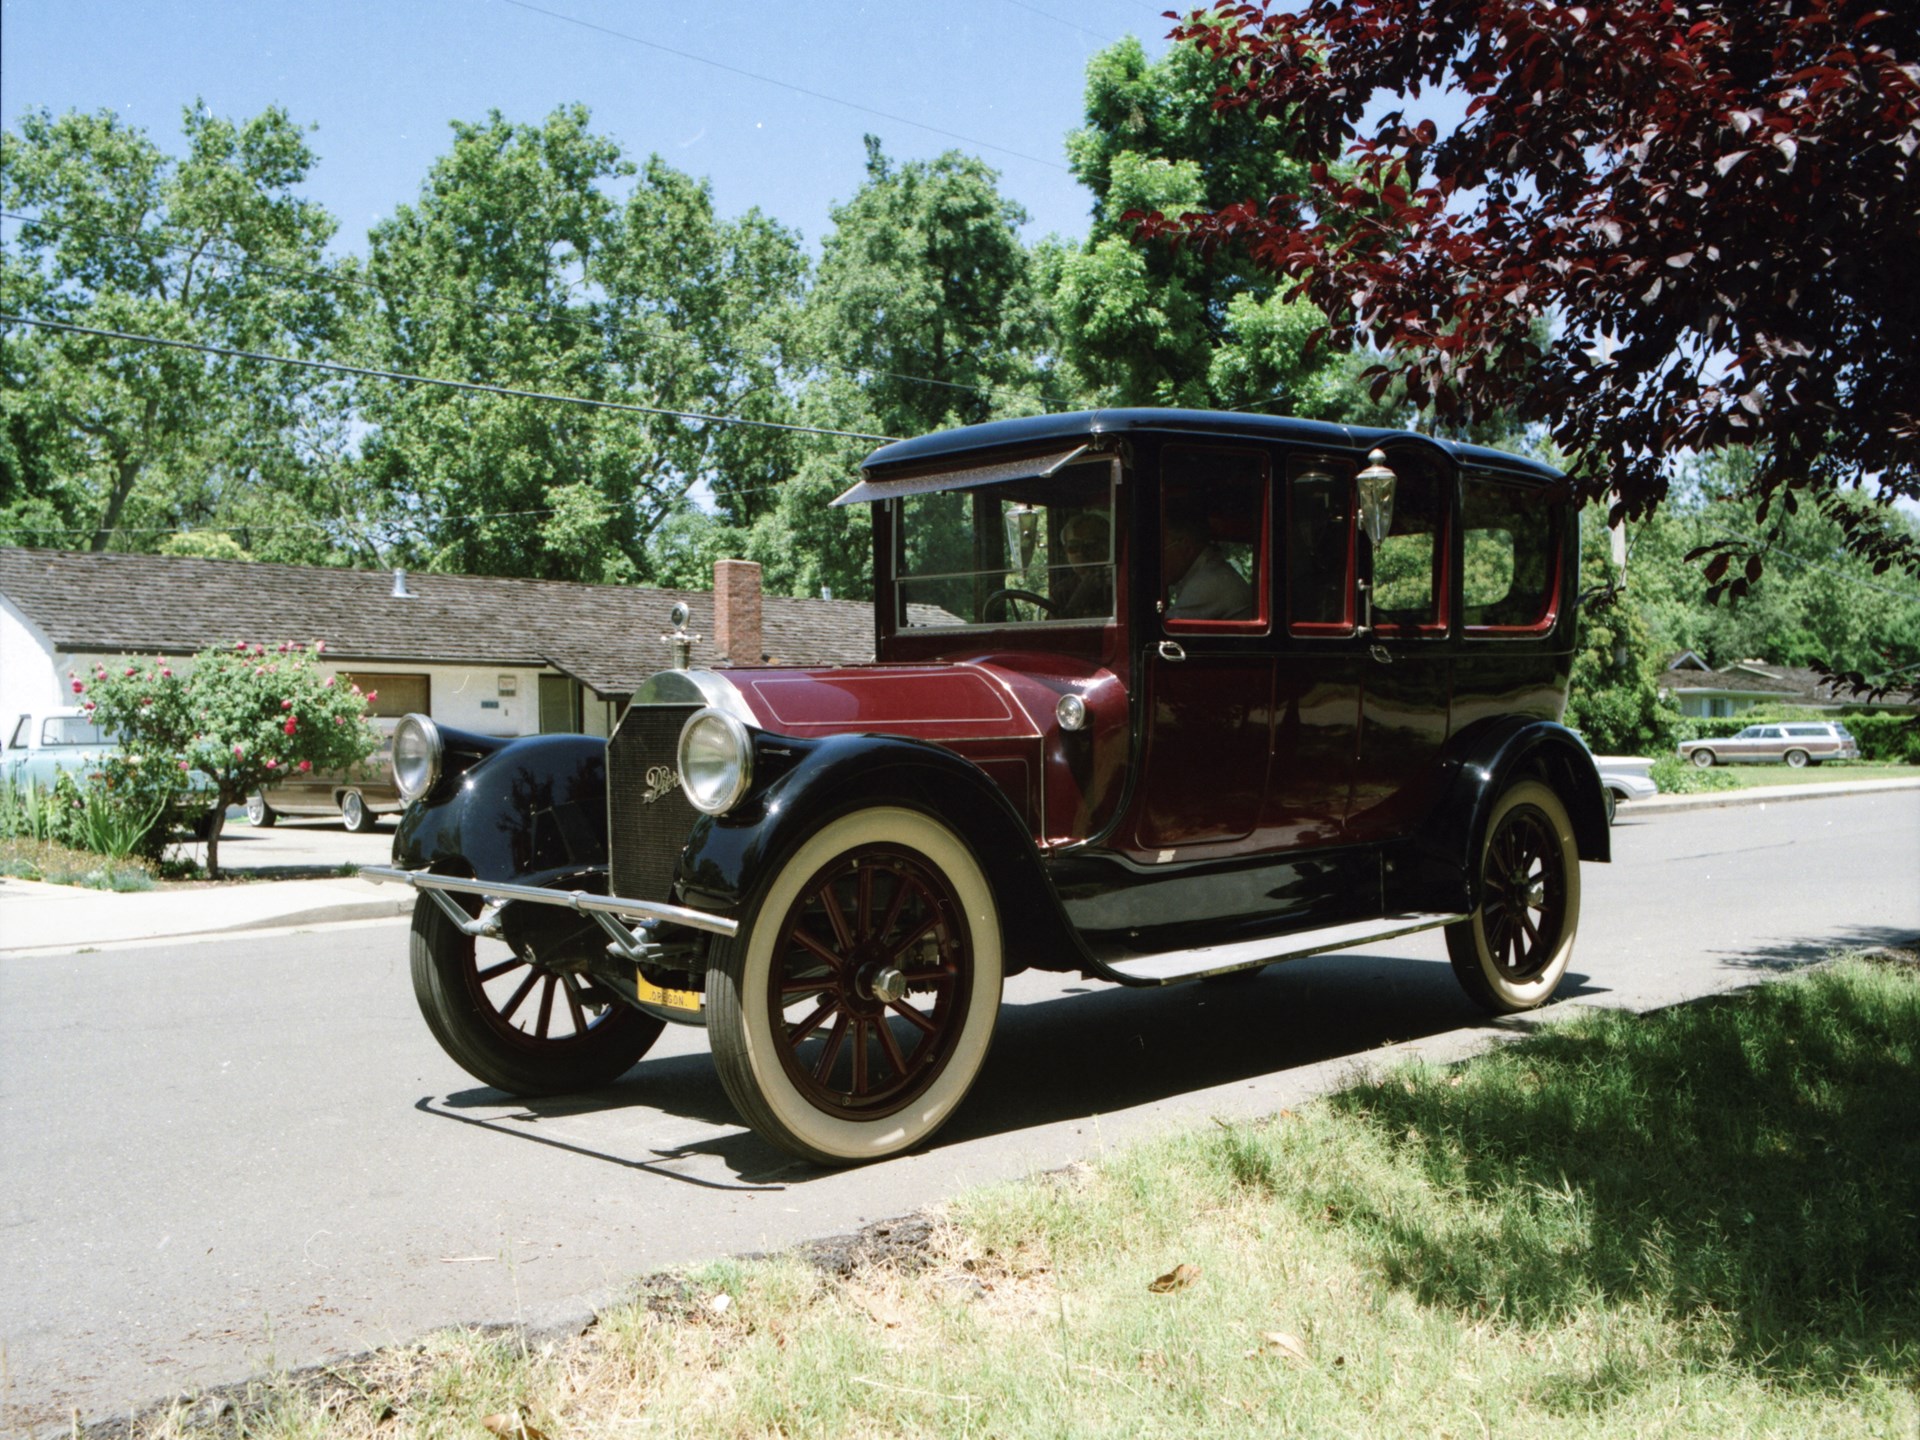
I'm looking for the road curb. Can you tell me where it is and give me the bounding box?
[1627,776,1920,816]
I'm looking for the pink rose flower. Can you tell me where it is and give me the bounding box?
[125,667,136,677]
[178,760,190,771]
[323,677,335,688]
[281,699,294,710]
[265,759,278,770]
[297,759,312,773]
[283,717,297,735]
[315,641,326,654]
[71,679,84,693]
[233,744,244,758]
[161,667,172,678]
[366,690,378,703]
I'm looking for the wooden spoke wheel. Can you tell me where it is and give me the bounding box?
[1446,780,1580,1013]
[409,893,663,1095]
[708,808,1002,1165]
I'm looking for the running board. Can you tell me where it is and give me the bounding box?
[1094,912,1466,987]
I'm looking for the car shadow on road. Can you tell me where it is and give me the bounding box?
[414,950,1611,1186]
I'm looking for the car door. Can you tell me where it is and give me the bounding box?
[1346,445,1456,844]
[1132,443,1275,855]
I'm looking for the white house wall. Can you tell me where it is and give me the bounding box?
[0,593,64,724]
[55,651,581,738]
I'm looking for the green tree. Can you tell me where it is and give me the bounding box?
[77,641,378,878]
[0,103,358,558]
[357,106,807,583]
[1054,37,1353,414]
[727,138,1057,602]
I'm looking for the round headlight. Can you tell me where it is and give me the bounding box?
[677,707,754,815]
[1056,693,1088,732]
[391,713,443,801]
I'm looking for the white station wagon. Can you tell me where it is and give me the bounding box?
[1677,722,1859,769]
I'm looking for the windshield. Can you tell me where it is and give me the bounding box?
[895,460,1115,627]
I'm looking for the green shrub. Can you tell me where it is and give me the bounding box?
[0,781,62,842]
[1650,753,1740,794]
[1841,711,1920,764]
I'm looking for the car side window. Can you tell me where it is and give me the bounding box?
[1160,446,1268,631]
[1370,451,1448,636]
[1462,476,1560,635]
[1286,457,1356,635]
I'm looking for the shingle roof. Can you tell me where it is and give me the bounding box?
[0,548,878,695]
[1657,660,1847,703]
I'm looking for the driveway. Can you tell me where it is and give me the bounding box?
[167,811,398,877]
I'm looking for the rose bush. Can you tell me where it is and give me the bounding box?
[77,641,379,876]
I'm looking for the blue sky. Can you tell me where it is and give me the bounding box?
[2,0,1185,255]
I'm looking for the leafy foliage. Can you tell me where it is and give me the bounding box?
[1054,36,1367,416]
[1147,2,1920,664]
[0,102,360,558]
[356,106,808,583]
[77,642,378,876]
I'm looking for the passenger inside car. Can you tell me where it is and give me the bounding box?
[1163,503,1254,621]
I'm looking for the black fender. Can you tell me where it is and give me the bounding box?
[391,732,610,889]
[1389,718,1611,916]
[676,732,1085,978]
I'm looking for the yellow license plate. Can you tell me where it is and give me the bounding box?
[636,969,703,1013]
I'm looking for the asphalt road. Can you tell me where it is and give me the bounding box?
[4,790,1917,1429]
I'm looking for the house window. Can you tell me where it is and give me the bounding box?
[341,672,429,719]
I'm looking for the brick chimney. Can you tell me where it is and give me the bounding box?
[712,558,764,666]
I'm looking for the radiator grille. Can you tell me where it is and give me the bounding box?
[607,703,700,903]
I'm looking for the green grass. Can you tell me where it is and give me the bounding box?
[1714,761,1918,789]
[126,957,1920,1439]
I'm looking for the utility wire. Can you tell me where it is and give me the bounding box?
[491,0,1071,173]
[0,209,1053,408]
[996,0,1119,43]
[0,312,900,443]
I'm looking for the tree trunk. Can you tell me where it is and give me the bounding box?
[204,791,231,879]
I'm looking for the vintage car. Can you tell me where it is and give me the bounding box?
[366,410,1609,1164]
[5,708,120,790]
[1677,721,1859,769]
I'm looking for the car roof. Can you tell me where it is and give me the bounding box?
[857,409,1564,487]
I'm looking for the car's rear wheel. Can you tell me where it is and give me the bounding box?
[1691,749,1717,768]
[1446,780,1580,1014]
[706,807,1003,1165]
[340,789,374,832]
[1784,748,1809,769]
[1603,787,1619,826]
[409,893,663,1095]
[245,794,276,827]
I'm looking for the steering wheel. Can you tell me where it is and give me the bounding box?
[983,588,1061,621]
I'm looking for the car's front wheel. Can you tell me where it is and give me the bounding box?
[706,807,1003,1165]
[1446,780,1581,1014]
[409,893,664,1095]
[245,794,276,827]
[1690,749,1717,768]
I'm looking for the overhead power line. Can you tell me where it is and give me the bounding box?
[0,313,899,444]
[491,0,1071,173]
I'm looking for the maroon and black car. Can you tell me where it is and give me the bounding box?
[367,409,1609,1164]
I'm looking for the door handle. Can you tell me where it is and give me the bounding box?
[1157,640,1187,662]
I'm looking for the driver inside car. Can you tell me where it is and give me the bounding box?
[1059,509,1113,619]
[1163,506,1254,621]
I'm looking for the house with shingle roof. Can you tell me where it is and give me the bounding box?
[1,548,875,740]
[1656,650,1904,717]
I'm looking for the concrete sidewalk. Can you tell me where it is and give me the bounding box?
[3,777,1915,956]
[0,873,412,953]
